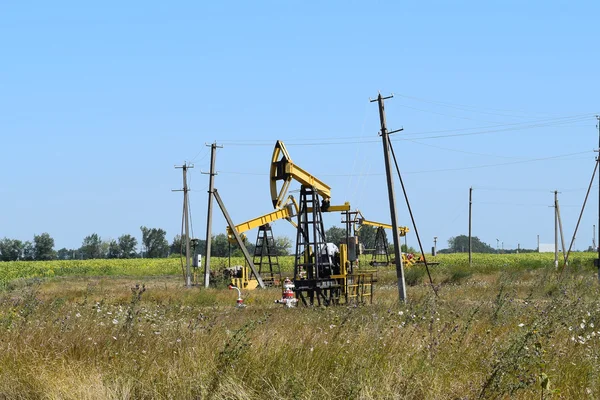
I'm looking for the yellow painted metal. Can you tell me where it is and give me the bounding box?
[307,202,351,213]
[231,266,259,290]
[226,201,297,243]
[401,253,417,268]
[357,215,409,237]
[270,140,331,209]
[337,243,348,296]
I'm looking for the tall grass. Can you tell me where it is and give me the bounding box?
[0,263,599,399]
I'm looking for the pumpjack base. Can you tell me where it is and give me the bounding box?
[294,279,343,306]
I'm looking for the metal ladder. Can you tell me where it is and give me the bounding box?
[253,223,280,286]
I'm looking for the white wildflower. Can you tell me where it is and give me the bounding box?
[112,319,118,325]
[518,323,525,327]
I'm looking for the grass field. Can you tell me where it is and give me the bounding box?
[0,254,599,399]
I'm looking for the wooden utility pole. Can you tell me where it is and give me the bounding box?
[203,142,222,288]
[556,195,567,264]
[174,163,194,287]
[554,190,559,269]
[468,187,472,267]
[597,116,600,282]
[371,93,406,302]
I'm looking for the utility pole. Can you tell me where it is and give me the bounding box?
[554,190,559,269]
[468,187,472,267]
[203,142,222,288]
[597,115,600,282]
[556,194,567,264]
[593,224,596,251]
[596,115,600,281]
[537,234,540,252]
[371,92,406,302]
[433,236,437,256]
[174,162,194,287]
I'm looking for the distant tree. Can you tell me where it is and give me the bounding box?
[100,240,111,258]
[171,234,183,256]
[118,234,138,259]
[140,226,169,258]
[447,235,494,253]
[211,233,230,257]
[56,247,78,260]
[274,236,292,256]
[171,234,196,256]
[0,238,24,261]
[325,226,347,246]
[107,239,121,259]
[400,244,417,253]
[195,239,207,256]
[33,233,56,260]
[357,225,377,250]
[80,233,103,259]
[22,241,35,261]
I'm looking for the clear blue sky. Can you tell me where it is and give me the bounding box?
[2,1,599,252]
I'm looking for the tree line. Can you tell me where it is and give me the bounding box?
[0,224,385,262]
[0,226,293,261]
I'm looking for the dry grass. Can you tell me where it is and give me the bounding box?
[0,263,599,399]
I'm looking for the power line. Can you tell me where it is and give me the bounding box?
[407,139,525,160]
[477,201,579,208]
[215,113,596,146]
[217,149,592,177]
[393,93,561,119]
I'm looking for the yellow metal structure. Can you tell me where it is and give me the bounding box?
[271,140,332,209]
[228,140,391,295]
[226,198,298,243]
[357,214,409,237]
[230,266,260,290]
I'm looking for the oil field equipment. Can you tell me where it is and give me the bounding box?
[225,196,299,287]
[271,141,376,306]
[371,227,390,267]
[223,139,410,305]
[275,278,298,308]
[355,212,414,268]
[228,284,246,308]
[224,140,350,292]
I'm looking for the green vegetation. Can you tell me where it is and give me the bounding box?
[0,253,599,398]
